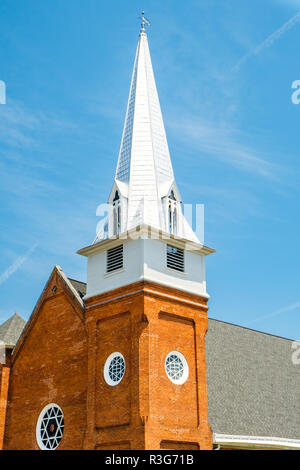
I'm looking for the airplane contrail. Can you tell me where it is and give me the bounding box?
[0,243,38,285]
[247,301,300,325]
[233,10,300,71]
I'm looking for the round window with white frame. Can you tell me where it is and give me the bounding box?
[36,403,64,450]
[104,352,126,386]
[165,351,189,385]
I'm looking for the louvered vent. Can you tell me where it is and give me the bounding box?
[106,245,123,273]
[166,244,184,272]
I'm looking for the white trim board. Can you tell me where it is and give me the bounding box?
[214,433,300,450]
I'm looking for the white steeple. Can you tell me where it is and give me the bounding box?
[94,14,199,244]
[78,14,215,300]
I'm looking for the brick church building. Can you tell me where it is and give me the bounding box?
[0,17,300,451]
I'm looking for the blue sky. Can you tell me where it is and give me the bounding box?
[0,0,300,339]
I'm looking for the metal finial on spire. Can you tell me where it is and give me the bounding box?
[139,11,151,32]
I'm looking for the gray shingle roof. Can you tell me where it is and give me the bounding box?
[206,318,300,439]
[0,313,26,347]
[68,278,86,299]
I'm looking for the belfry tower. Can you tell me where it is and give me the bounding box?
[78,14,215,450]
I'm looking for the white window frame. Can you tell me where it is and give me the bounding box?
[165,350,189,385]
[104,352,126,386]
[36,403,64,450]
[113,200,121,235]
[168,200,178,235]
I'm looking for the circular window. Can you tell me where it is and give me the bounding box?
[104,352,126,386]
[165,351,189,385]
[36,403,64,450]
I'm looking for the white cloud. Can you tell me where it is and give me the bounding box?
[168,117,279,179]
[0,99,78,148]
[275,0,300,7]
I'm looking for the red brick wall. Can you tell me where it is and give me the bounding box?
[84,281,212,450]
[83,284,146,450]
[142,285,212,450]
[3,278,212,450]
[0,360,11,450]
[3,274,88,450]
[96,312,131,428]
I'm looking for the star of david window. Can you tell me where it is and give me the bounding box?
[165,351,189,385]
[104,352,126,386]
[36,404,64,450]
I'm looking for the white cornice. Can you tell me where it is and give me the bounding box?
[77,224,215,257]
[214,433,300,450]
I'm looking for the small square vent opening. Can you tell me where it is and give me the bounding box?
[166,244,184,272]
[106,245,124,273]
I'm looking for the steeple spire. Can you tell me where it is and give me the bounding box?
[95,15,199,244]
